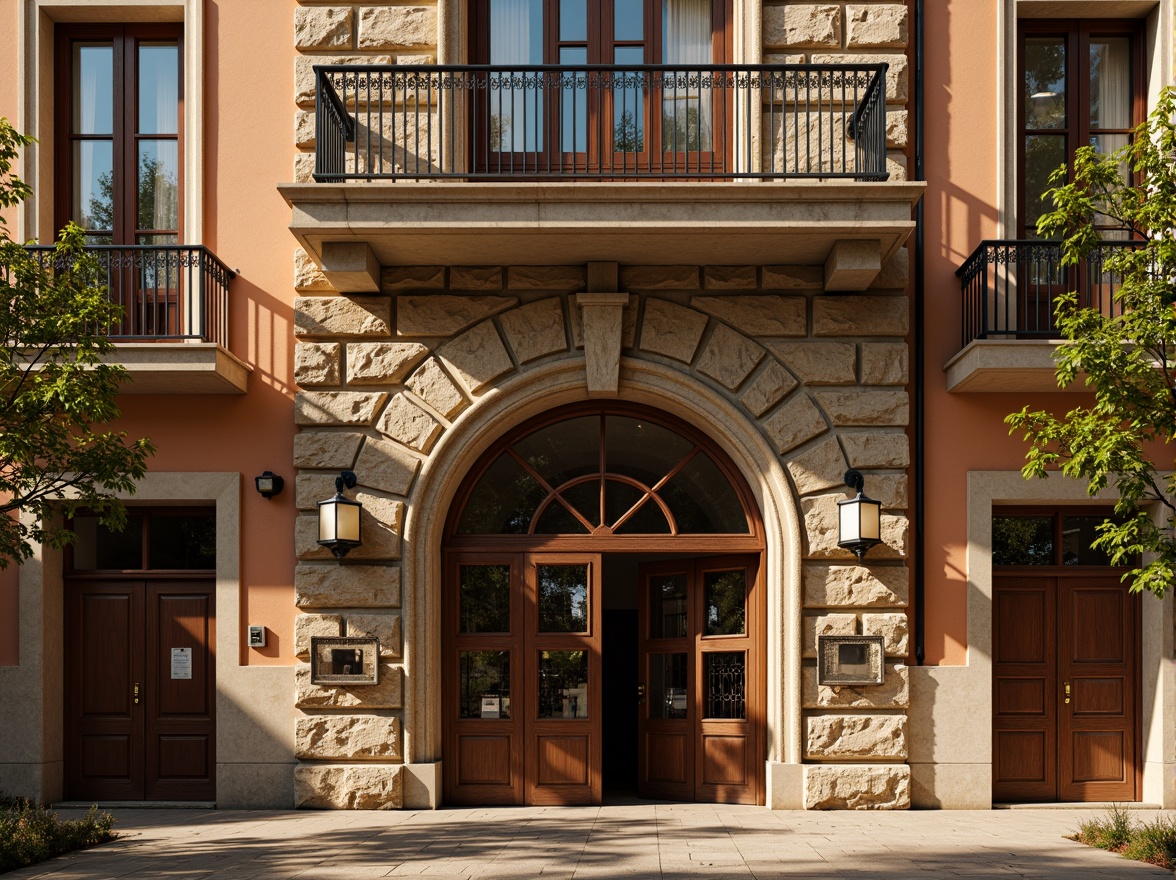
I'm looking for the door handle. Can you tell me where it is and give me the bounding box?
[133,682,140,705]
[1064,681,1070,705]
[637,683,645,704]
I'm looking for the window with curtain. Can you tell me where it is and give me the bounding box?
[1018,20,1139,238]
[58,24,182,245]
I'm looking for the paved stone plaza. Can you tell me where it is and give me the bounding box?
[6,804,1173,879]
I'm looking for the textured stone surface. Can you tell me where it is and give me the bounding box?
[294,764,403,810]
[810,52,909,104]
[295,110,316,149]
[813,296,908,337]
[295,563,401,608]
[294,431,364,470]
[294,152,315,183]
[450,266,502,290]
[381,266,445,292]
[691,295,807,337]
[787,437,848,496]
[762,394,827,454]
[347,342,429,385]
[764,4,842,48]
[804,765,910,810]
[740,361,798,418]
[438,321,514,392]
[295,504,402,561]
[569,296,638,350]
[295,342,341,387]
[841,432,910,468]
[846,4,908,48]
[802,612,857,658]
[296,55,390,106]
[295,6,353,50]
[355,436,419,497]
[295,392,387,426]
[620,265,700,290]
[696,324,764,390]
[816,390,908,426]
[296,714,402,760]
[377,394,443,452]
[295,248,331,291]
[405,358,466,418]
[860,343,908,385]
[761,266,823,290]
[872,247,910,290]
[358,5,435,49]
[500,299,567,364]
[639,299,708,363]
[347,613,403,659]
[885,111,909,150]
[294,614,342,658]
[806,715,907,759]
[767,342,856,385]
[295,664,404,709]
[295,475,341,511]
[863,612,909,656]
[506,265,586,290]
[703,266,757,289]
[802,495,908,559]
[804,564,909,608]
[804,663,909,708]
[867,474,908,510]
[295,296,391,338]
[396,296,516,337]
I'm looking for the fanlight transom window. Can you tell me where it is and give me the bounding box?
[455,411,751,536]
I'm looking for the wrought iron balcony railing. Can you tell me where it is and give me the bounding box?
[313,62,889,182]
[956,240,1141,348]
[25,245,234,346]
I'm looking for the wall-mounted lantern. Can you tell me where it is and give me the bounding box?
[837,469,882,562]
[317,471,361,560]
[254,471,284,499]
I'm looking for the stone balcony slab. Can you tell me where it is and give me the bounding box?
[944,339,1085,393]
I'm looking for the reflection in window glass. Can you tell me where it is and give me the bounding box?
[489,0,544,152]
[1024,135,1066,237]
[704,569,746,636]
[650,573,687,638]
[533,498,591,534]
[704,651,745,719]
[137,140,179,232]
[662,452,748,533]
[538,564,589,632]
[513,416,598,489]
[993,515,1054,565]
[613,46,645,152]
[71,514,144,570]
[458,454,547,533]
[605,416,693,484]
[1089,38,1131,130]
[138,43,179,134]
[1062,516,1115,566]
[538,650,588,718]
[460,565,511,632]
[1024,38,1066,130]
[73,43,114,134]
[149,514,216,569]
[460,651,511,719]
[649,652,688,719]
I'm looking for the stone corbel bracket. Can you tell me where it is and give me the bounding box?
[576,292,630,396]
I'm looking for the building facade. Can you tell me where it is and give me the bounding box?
[0,0,1172,811]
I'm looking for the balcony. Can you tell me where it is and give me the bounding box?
[280,62,923,282]
[945,240,1136,392]
[25,244,249,394]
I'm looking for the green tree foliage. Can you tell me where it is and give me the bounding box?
[1005,87,1176,596]
[0,118,154,567]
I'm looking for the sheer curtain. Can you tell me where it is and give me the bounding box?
[1091,37,1130,150]
[662,0,712,151]
[490,0,543,151]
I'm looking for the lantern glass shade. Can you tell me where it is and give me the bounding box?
[837,493,881,555]
[318,494,361,556]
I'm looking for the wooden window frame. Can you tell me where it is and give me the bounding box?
[54,23,185,244]
[991,505,1135,572]
[64,506,216,576]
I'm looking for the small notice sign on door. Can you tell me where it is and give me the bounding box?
[171,647,192,680]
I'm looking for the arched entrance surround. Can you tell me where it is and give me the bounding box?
[401,357,806,809]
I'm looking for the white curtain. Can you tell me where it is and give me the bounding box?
[1092,37,1130,150]
[662,0,712,151]
[490,0,543,151]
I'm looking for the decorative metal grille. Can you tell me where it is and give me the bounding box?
[703,651,745,720]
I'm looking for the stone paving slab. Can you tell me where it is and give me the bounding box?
[5,804,1173,879]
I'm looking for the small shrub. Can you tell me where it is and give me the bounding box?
[0,796,116,873]
[1075,803,1134,851]
[1121,815,1176,869]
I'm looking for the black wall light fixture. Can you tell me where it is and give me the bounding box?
[837,469,882,562]
[255,471,285,498]
[317,471,362,560]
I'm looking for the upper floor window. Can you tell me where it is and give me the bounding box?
[56,24,182,245]
[1018,19,1142,237]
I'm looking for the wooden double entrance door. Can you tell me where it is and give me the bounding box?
[993,575,1140,802]
[64,579,216,801]
[443,553,762,805]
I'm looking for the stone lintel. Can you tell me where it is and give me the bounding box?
[824,239,882,292]
[575,292,629,397]
[321,241,381,293]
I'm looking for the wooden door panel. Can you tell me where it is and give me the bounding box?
[456,734,514,785]
[995,731,1048,783]
[1070,732,1126,783]
[699,733,747,786]
[645,733,688,784]
[535,735,590,785]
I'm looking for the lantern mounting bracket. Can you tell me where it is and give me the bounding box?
[844,469,865,494]
[336,470,357,493]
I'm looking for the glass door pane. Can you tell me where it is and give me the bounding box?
[662,0,712,151]
[703,651,745,719]
[648,653,688,719]
[489,0,545,152]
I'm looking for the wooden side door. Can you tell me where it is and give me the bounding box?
[1059,577,1139,801]
[638,560,694,800]
[443,556,524,805]
[524,554,602,805]
[145,582,216,801]
[992,576,1058,802]
[65,581,147,800]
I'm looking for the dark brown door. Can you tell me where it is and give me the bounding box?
[65,579,215,801]
[993,575,1138,802]
[444,553,602,805]
[638,556,761,805]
